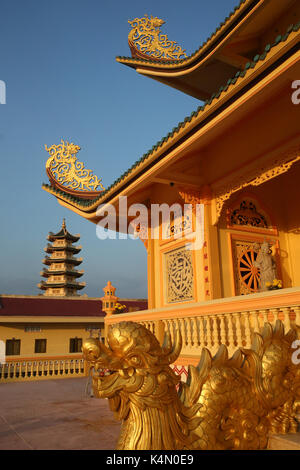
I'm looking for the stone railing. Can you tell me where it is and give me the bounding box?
[0,355,87,383]
[106,287,300,361]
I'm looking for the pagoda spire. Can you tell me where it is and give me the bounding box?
[37,220,85,297]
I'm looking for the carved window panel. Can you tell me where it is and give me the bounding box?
[164,246,194,303]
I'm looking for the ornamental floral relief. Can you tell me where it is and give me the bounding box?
[165,246,194,303]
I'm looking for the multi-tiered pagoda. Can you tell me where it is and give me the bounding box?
[38,219,85,296]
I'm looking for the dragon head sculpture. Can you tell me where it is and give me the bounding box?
[83,321,201,450]
[83,320,300,450]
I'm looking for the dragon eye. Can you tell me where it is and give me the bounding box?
[130,355,141,365]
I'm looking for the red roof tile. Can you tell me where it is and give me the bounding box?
[0,296,147,317]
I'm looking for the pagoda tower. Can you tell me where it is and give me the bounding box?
[38,219,85,296]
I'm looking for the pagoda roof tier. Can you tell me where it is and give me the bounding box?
[47,219,80,242]
[42,256,83,266]
[42,19,300,221]
[44,243,82,254]
[40,269,84,278]
[116,0,297,100]
[38,281,86,290]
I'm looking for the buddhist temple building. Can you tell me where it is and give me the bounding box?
[0,289,147,382]
[42,0,300,373]
[38,219,85,297]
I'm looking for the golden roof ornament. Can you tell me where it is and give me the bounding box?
[128,15,187,61]
[45,139,105,198]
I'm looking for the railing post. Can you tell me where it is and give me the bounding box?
[227,314,235,355]
[220,315,227,347]
[295,306,300,326]
[234,313,242,348]
[282,307,291,332]
[251,310,260,333]
[244,312,251,348]
[199,316,205,347]
[212,315,219,354]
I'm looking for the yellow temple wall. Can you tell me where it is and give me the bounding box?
[146,161,300,307]
[0,323,104,359]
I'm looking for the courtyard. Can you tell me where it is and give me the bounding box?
[0,377,120,450]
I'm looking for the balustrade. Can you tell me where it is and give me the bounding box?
[106,298,300,359]
[0,356,86,383]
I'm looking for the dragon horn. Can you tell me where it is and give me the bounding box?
[160,328,182,365]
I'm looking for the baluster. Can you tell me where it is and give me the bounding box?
[186,318,192,347]
[199,316,205,347]
[294,306,300,326]
[177,319,184,346]
[212,315,219,352]
[227,314,235,355]
[282,307,291,332]
[244,312,252,348]
[193,317,200,346]
[251,310,260,333]
[25,361,28,378]
[220,315,227,346]
[235,313,242,348]
[41,361,45,377]
[13,362,17,379]
[206,316,213,351]
[271,308,279,325]
[261,309,268,326]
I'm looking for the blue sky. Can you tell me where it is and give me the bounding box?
[0,0,238,298]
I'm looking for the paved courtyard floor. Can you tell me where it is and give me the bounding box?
[0,377,120,450]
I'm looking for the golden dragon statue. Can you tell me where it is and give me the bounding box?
[128,15,187,61]
[83,320,300,450]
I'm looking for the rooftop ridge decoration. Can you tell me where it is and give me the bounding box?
[42,21,300,211]
[118,0,253,68]
[128,15,187,61]
[45,139,105,198]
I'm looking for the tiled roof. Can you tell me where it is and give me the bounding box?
[0,296,148,317]
[43,22,300,210]
[116,0,257,68]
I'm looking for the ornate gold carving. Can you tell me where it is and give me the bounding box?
[162,213,193,240]
[178,186,212,207]
[128,15,187,60]
[165,247,194,303]
[45,140,105,192]
[215,149,300,220]
[229,200,269,228]
[83,320,300,450]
